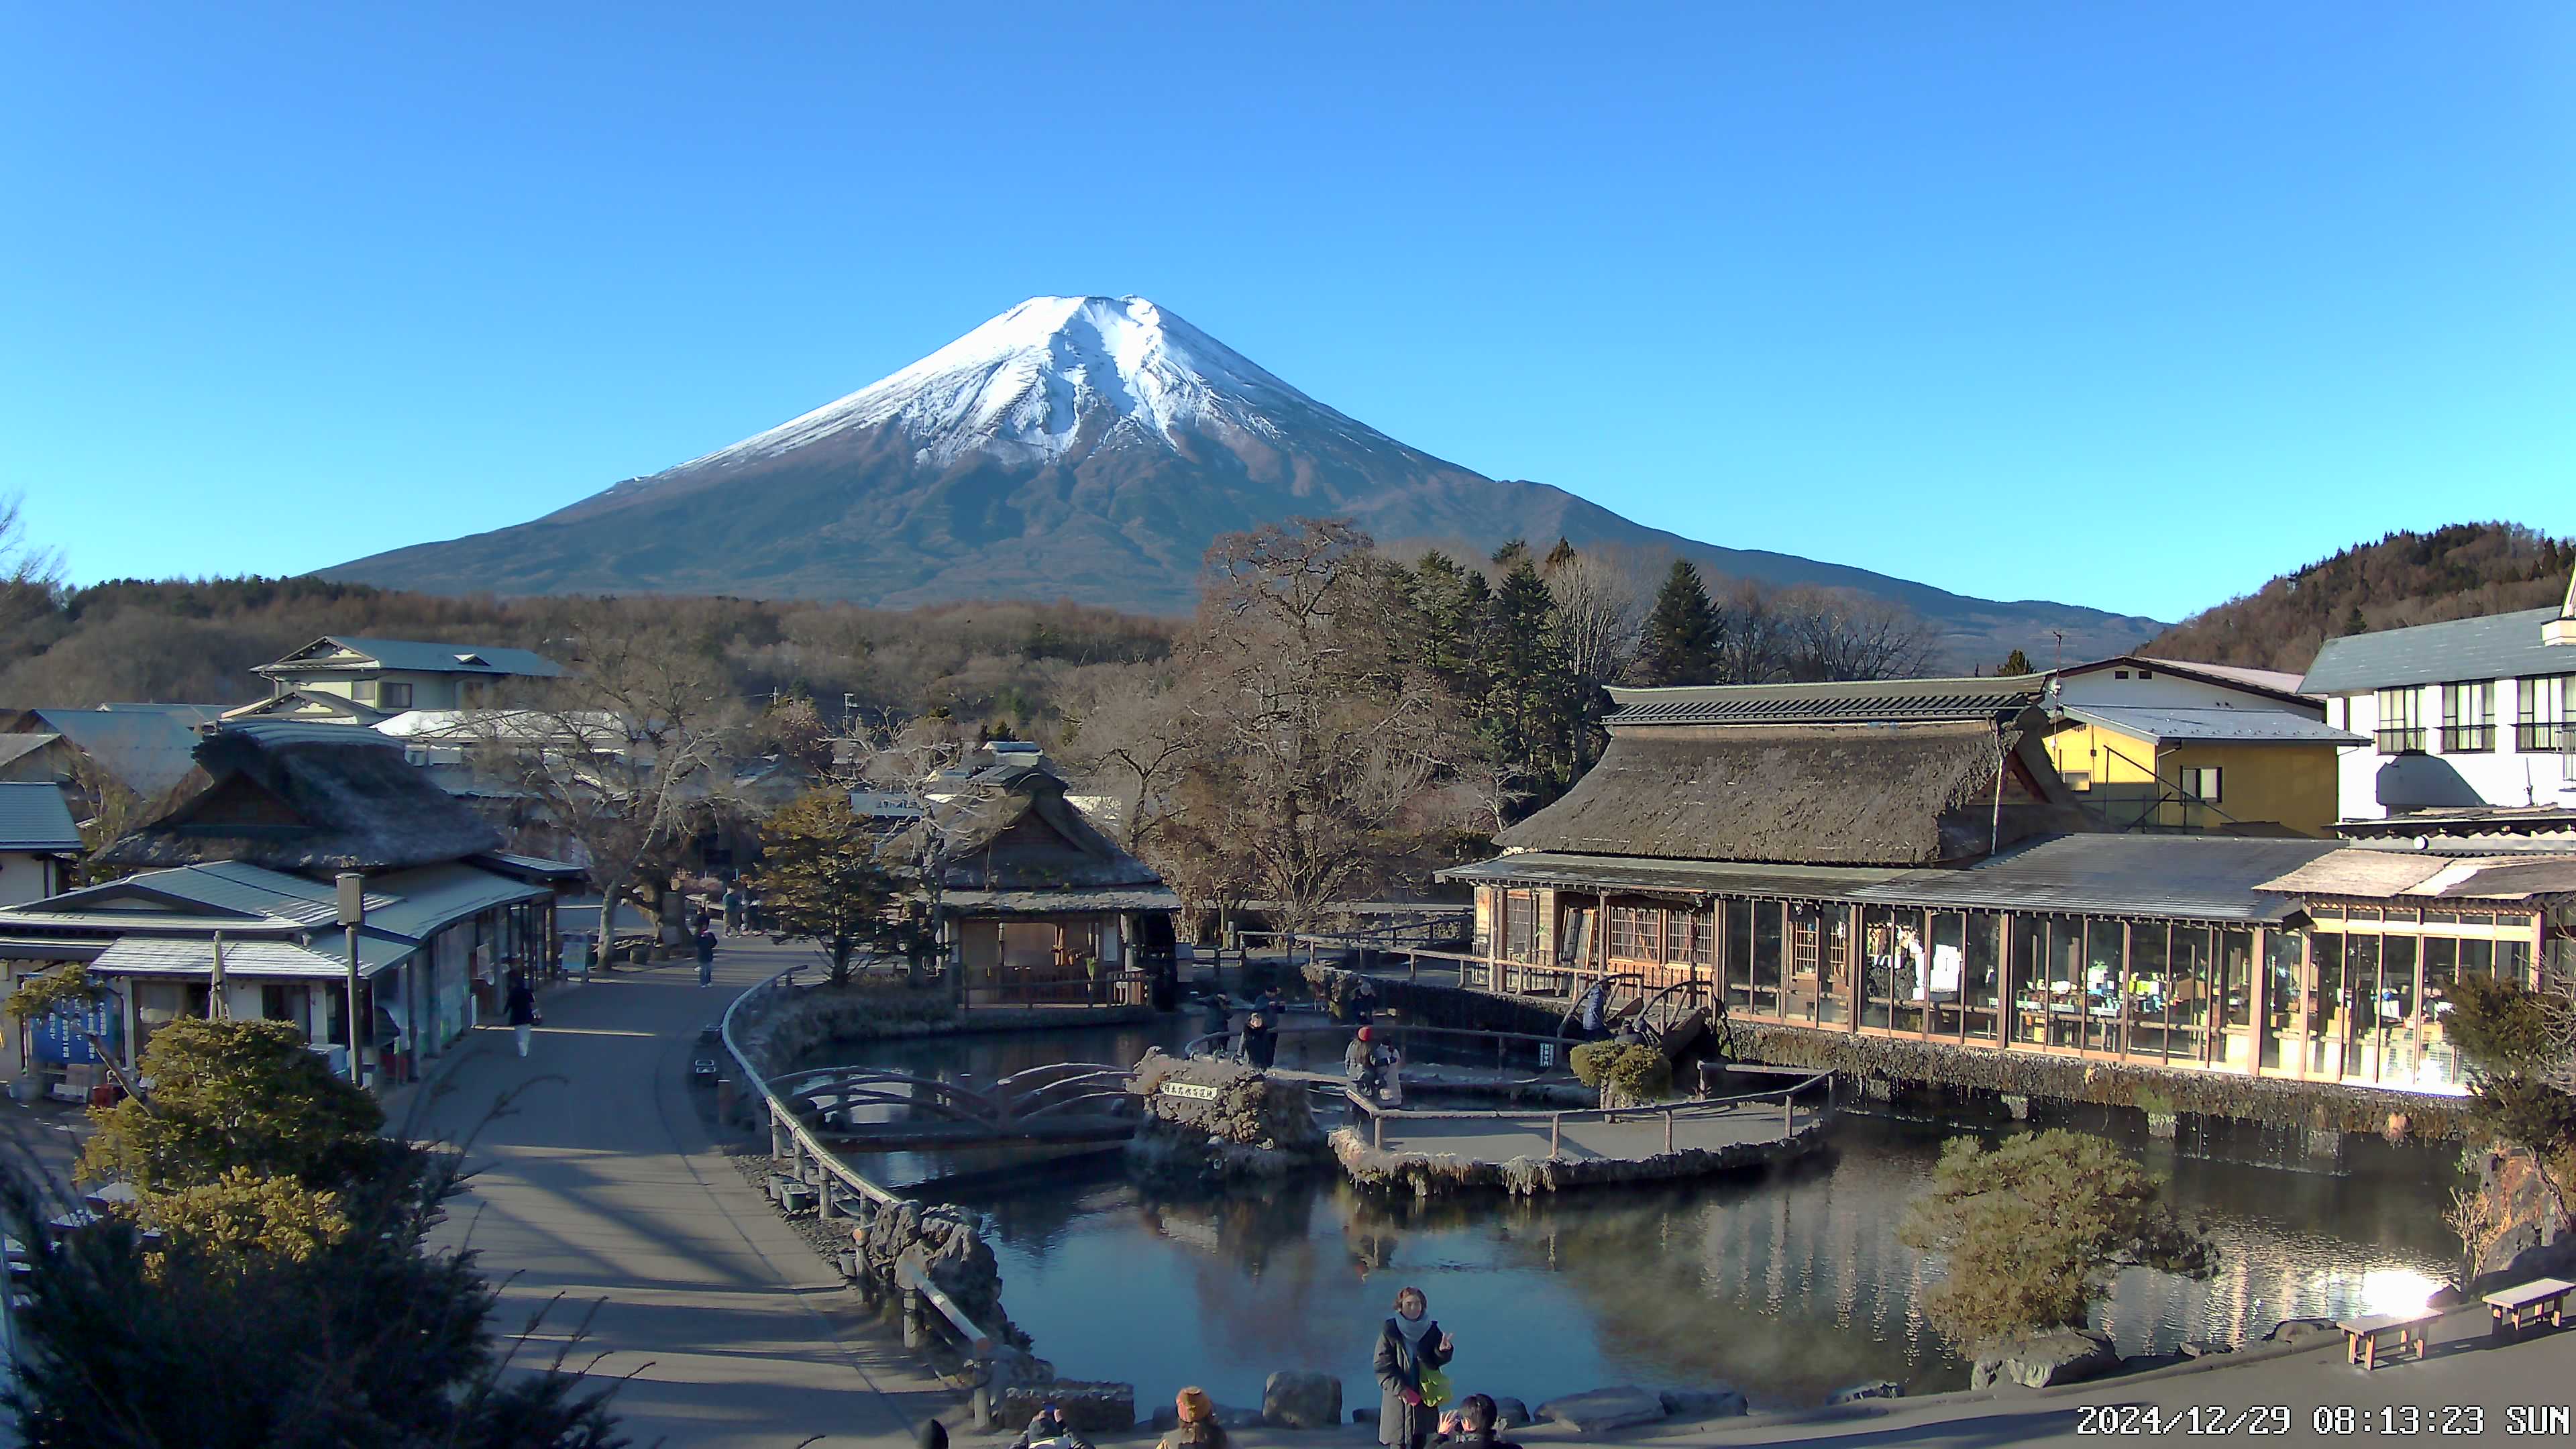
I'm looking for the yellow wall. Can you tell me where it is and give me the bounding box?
[2047,723,2341,836]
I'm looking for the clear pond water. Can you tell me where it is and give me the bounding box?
[800,1022,2462,1411]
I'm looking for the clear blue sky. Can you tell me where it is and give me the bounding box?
[6,3,2570,622]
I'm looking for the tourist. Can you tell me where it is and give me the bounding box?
[1014,1401,1095,1449]
[1260,983,1287,1019]
[695,921,718,987]
[1346,1026,1379,1091]
[1242,1010,1279,1071]
[1375,1035,1405,1108]
[1374,1285,1454,1449]
[1201,993,1232,1048]
[1349,975,1380,1024]
[503,970,539,1059]
[1156,1387,1226,1449]
[723,878,745,936]
[1449,1395,1519,1449]
[1578,977,1607,1037]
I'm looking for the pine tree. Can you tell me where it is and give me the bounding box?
[2343,606,2369,636]
[1480,553,1584,799]
[1998,648,2033,676]
[1634,559,1721,686]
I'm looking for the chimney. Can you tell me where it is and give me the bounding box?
[2548,567,2576,647]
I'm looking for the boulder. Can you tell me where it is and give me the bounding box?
[2263,1317,2337,1345]
[1968,1332,2118,1391]
[1492,1397,1530,1429]
[998,1381,1134,1434]
[1827,1381,1904,1404]
[1351,1409,1379,1425]
[1263,1371,1342,1430]
[2179,1340,2233,1360]
[1538,1387,1668,1433]
[1656,1387,1748,1419]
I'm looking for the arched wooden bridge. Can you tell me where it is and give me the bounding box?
[767,1061,1144,1148]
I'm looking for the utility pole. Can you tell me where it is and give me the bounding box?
[337,871,369,1086]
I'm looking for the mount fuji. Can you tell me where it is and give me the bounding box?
[326,295,2159,661]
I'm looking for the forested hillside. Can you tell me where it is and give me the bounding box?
[2148,523,2573,674]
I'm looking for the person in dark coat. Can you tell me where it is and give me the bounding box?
[1242,1011,1279,1071]
[1374,1285,1454,1449]
[1577,979,1607,1037]
[1012,1402,1095,1449]
[1449,1395,1519,1449]
[722,881,745,936]
[694,922,718,987]
[504,971,538,1059]
[1349,976,1380,1024]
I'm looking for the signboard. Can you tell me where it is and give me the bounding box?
[31,1000,118,1067]
[1158,1081,1222,1102]
[1536,1042,1556,1069]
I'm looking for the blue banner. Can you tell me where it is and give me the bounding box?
[30,998,117,1066]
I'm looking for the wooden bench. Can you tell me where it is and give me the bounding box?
[2337,1310,2440,1370]
[2483,1277,2575,1336]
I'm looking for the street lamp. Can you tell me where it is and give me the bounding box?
[336,871,368,1085]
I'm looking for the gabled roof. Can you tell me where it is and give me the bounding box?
[2301,606,2573,694]
[94,726,503,873]
[2056,655,2318,707]
[0,733,61,770]
[1605,676,2046,729]
[256,636,564,680]
[1848,835,2345,923]
[2054,704,2366,747]
[0,784,82,852]
[219,688,396,724]
[28,704,226,798]
[920,766,1167,895]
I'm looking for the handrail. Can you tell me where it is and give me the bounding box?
[1344,1068,1831,1125]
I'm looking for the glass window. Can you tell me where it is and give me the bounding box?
[1504,892,1536,963]
[1750,900,1782,1016]
[1963,914,2002,1040]
[2375,686,2426,753]
[2460,937,2493,980]
[379,681,413,710]
[2500,938,2533,989]
[2341,934,2380,1082]
[2310,933,2346,1077]
[2441,682,2496,753]
[2216,928,2255,1069]
[2421,938,2461,1090]
[2128,921,2170,1059]
[2083,920,2124,1053]
[1928,912,1966,1038]
[2168,925,2212,1062]
[2012,916,2049,1044]
[1724,899,1754,1012]
[1818,905,1851,1024]
[2176,766,2222,803]
[2378,936,2420,1085]
[2516,675,2573,752]
[2261,930,2301,1071]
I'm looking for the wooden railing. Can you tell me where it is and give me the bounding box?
[1340,1065,1835,1156]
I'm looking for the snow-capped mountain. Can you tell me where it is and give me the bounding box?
[327,296,2161,661]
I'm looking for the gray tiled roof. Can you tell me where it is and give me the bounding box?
[1847,835,2344,922]
[89,936,358,980]
[2055,704,2366,746]
[2300,607,2573,694]
[1606,675,2046,728]
[0,784,81,852]
[31,704,225,798]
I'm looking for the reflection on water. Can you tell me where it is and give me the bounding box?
[803,1025,2463,1409]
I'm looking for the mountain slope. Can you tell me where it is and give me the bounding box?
[327,295,2161,663]
[2148,523,2575,674]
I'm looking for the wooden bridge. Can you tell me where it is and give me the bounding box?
[769,1061,1144,1148]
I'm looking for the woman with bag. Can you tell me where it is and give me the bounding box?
[1373,1285,1454,1449]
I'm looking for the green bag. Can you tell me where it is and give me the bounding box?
[1417,1367,1451,1409]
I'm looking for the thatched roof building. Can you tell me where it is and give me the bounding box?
[1497,679,2086,868]
[95,721,502,874]
[924,763,1173,905]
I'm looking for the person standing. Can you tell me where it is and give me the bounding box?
[504,970,538,1059]
[695,921,718,987]
[1242,1010,1279,1071]
[1155,1388,1226,1449]
[722,879,745,937]
[1374,1285,1454,1449]
[1349,976,1380,1025]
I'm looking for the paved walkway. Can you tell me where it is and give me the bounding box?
[410,938,963,1449]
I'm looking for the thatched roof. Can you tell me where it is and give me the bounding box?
[1495,720,2084,867]
[919,765,1167,897]
[95,724,503,873]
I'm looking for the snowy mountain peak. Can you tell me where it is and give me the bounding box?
[676,294,1371,474]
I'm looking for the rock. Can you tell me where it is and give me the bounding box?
[2179,1340,2232,1360]
[1263,1371,1342,1430]
[999,1381,1134,1434]
[1492,1397,1529,1429]
[1538,1387,1668,1433]
[2263,1317,2337,1344]
[1351,1409,1379,1425]
[1968,1331,2117,1391]
[1827,1381,1904,1404]
[1656,1387,1748,1419]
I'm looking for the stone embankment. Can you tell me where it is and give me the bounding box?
[1127,1051,1329,1183]
[1330,1118,1828,1197]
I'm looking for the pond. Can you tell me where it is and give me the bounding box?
[796,1023,2463,1411]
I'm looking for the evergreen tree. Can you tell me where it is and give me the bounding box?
[2343,606,2369,636]
[1405,549,1494,701]
[1634,559,1721,686]
[1997,648,2033,676]
[1480,551,1583,800]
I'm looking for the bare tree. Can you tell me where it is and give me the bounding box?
[1543,547,1644,689]
[0,492,64,594]
[1710,579,1794,684]
[1053,662,1192,855]
[1781,586,1936,682]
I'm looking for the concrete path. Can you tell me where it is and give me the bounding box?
[410,938,963,1449]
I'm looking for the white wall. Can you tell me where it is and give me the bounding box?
[2055,667,2321,715]
[2328,683,2576,820]
[0,851,57,908]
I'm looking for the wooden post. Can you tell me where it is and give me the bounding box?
[1664,1108,1674,1155]
[1782,1091,1792,1136]
[817,1177,837,1221]
[902,1289,924,1348]
[1372,1112,1383,1150]
[1549,1114,1561,1159]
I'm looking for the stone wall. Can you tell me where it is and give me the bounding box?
[1126,1051,1330,1183]
[1301,962,1567,1036]
[847,1196,1029,1350]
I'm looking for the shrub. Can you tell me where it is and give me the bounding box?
[1569,1041,1671,1103]
[1898,1130,2212,1348]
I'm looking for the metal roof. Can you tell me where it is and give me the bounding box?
[0,733,60,770]
[1437,851,1913,900]
[0,784,82,851]
[91,936,362,980]
[2055,704,2366,747]
[30,704,225,798]
[356,862,548,939]
[468,851,587,881]
[258,636,563,679]
[2300,606,2575,694]
[1846,835,2345,922]
[1605,676,2046,728]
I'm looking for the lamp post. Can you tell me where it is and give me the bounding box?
[337,871,368,1085]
